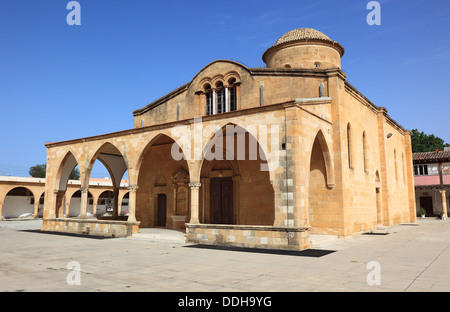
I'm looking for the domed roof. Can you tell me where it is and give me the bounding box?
[274,28,333,46]
[263,28,345,61]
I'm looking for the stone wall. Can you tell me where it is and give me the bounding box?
[186,223,310,251]
[42,219,140,238]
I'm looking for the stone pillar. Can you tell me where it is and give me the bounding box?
[127,186,138,222]
[188,182,201,224]
[33,197,39,218]
[440,190,448,220]
[79,187,89,219]
[113,188,119,218]
[0,200,3,220]
[93,201,98,218]
[54,190,65,218]
[64,194,70,217]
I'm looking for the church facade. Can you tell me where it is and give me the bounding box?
[42,28,416,250]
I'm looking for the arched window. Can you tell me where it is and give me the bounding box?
[363,131,367,173]
[204,78,238,116]
[228,78,237,112]
[204,84,213,115]
[216,82,225,114]
[347,123,352,169]
[394,149,398,182]
[402,152,406,183]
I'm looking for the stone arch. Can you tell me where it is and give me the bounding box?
[54,150,81,192]
[2,187,35,219]
[224,71,241,85]
[195,121,275,183]
[68,189,94,217]
[308,129,335,188]
[199,122,274,226]
[211,75,225,88]
[196,77,213,93]
[85,142,128,189]
[135,132,190,182]
[51,150,82,218]
[135,132,191,229]
[95,190,114,217]
[308,131,335,233]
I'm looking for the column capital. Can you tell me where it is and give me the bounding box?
[80,187,89,194]
[128,185,139,192]
[188,182,201,190]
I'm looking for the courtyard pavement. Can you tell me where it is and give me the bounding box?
[0,218,449,293]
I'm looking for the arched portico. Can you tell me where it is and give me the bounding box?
[198,123,274,226]
[2,187,35,219]
[50,151,81,219]
[84,142,129,219]
[135,133,191,229]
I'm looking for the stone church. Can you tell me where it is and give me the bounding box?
[42,28,416,250]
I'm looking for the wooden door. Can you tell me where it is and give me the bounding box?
[210,178,233,224]
[157,194,167,226]
[419,196,433,216]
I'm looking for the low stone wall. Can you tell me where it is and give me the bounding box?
[42,218,140,238]
[186,223,311,250]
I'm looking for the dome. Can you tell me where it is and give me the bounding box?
[262,28,345,69]
[274,28,334,46]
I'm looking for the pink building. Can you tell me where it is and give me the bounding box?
[413,149,450,217]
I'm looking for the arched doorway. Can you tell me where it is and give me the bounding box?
[200,124,274,225]
[136,134,190,229]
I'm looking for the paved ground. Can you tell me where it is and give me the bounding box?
[1,218,449,292]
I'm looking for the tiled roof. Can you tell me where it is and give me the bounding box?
[273,28,333,46]
[413,150,450,163]
[264,28,345,58]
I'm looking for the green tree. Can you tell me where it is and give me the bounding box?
[29,164,46,178]
[410,129,450,153]
[29,164,80,180]
[69,167,80,180]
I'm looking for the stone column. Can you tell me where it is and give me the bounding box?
[188,182,201,224]
[0,200,3,220]
[33,199,39,218]
[64,194,70,217]
[79,187,89,219]
[113,188,119,219]
[440,190,448,220]
[127,186,138,222]
[212,90,216,115]
[93,201,98,218]
[225,87,229,112]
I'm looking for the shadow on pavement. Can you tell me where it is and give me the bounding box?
[18,229,117,240]
[184,244,336,257]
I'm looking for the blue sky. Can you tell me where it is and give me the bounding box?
[0,0,449,178]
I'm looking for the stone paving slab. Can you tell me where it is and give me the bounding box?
[1,218,449,292]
